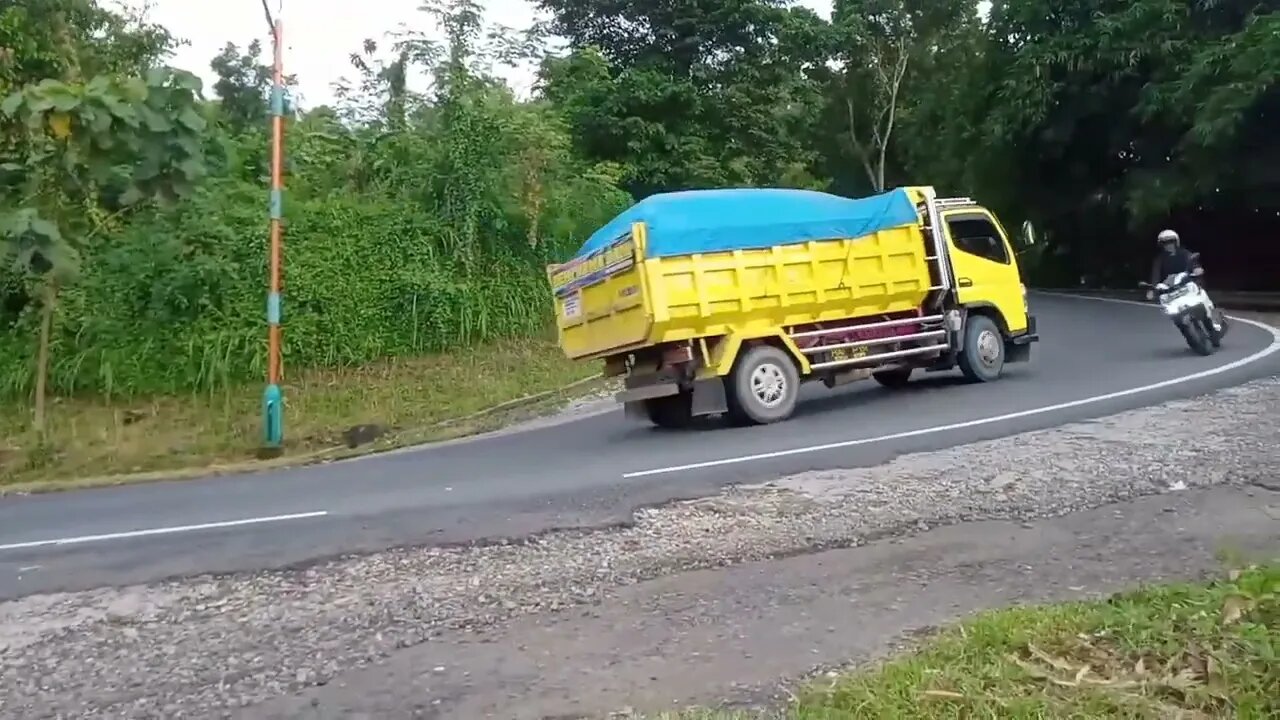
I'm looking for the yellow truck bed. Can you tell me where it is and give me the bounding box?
[547,188,934,361]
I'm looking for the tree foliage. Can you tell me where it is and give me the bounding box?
[974,0,1280,284]
[1,4,213,429]
[0,0,627,402]
[0,0,174,97]
[535,0,832,195]
[1,0,1277,408]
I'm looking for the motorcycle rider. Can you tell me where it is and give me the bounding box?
[1147,229,1221,331]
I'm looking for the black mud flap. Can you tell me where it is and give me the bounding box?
[623,377,726,419]
[1006,342,1032,363]
[690,377,727,417]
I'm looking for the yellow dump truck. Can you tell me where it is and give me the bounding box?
[546,186,1038,427]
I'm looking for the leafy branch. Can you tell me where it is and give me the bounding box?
[1,66,213,432]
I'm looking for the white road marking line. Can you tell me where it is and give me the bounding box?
[622,296,1280,478]
[0,511,329,553]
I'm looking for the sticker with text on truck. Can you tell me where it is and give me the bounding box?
[561,292,582,319]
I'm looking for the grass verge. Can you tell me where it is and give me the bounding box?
[666,563,1278,719]
[0,334,605,492]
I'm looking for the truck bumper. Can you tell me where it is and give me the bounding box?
[1006,314,1038,363]
[616,382,680,404]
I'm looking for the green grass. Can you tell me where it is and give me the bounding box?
[666,563,1279,719]
[0,333,603,491]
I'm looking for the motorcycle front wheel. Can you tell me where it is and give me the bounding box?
[1178,315,1215,356]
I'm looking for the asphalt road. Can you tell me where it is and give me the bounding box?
[1,294,1277,599]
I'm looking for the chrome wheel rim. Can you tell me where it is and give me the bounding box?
[977,329,1002,367]
[750,362,787,408]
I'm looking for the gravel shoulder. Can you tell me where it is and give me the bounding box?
[1,375,1278,719]
[260,485,1278,720]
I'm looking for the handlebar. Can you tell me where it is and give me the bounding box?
[1139,269,1203,291]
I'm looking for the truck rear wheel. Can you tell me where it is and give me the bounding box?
[872,367,913,388]
[726,345,800,425]
[644,392,693,429]
[958,315,1005,383]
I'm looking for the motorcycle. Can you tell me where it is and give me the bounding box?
[1138,256,1227,356]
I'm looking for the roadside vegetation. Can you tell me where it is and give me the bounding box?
[0,335,603,490]
[668,563,1279,719]
[2,0,1277,485]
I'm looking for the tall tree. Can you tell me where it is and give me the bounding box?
[535,0,831,196]
[209,40,272,134]
[823,0,982,195]
[831,0,911,192]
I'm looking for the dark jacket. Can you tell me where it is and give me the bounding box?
[1150,247,1200,285]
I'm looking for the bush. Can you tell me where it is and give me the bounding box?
[0,173,621,399]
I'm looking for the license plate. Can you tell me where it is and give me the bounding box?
[830,346,869,361]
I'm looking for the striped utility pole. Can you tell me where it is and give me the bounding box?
[261,3,286,454]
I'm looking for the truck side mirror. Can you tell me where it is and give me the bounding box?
[1019,220,1038,248]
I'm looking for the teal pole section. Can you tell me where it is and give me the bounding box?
[262,288,283,448]
[263,382,283,447]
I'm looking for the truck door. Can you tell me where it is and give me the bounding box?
[941,209,1029,334]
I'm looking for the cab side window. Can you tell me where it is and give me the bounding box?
[947,215,1010,265]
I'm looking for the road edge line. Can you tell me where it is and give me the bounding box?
[0,511,330,553]
[621,294,1280,479]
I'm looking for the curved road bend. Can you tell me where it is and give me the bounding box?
[1,293,1277,599]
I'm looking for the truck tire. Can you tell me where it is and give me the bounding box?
[957,315,1005,383]
[872,367,913,388]
[644,392,693,429]
[726,345,800,425]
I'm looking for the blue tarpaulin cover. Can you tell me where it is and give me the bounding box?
[574,187,920,259]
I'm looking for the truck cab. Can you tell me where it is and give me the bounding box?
[928,195,1036,362]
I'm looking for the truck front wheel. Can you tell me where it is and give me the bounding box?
[957,315,1005,383]
[726,345,800,425]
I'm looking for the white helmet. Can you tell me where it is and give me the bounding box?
[1157,229,1179,245]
